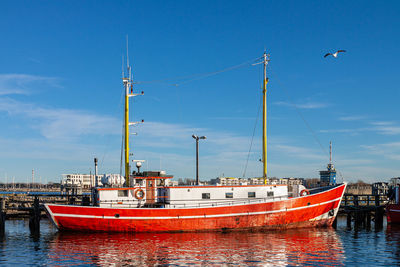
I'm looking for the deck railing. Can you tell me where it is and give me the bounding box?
[99,195,289,209]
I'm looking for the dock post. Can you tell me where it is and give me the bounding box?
[375,195,380,207]
[375,207,384,230]
[346,212,352,229]
[332,216,337,229]
[366,211,371,229]
[0,198,5,234]
[29,196,40,233]
[362,211,367,228]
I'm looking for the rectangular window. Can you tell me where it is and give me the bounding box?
[267,191,274,197]
[202,193,210,199]
[225,192,233,198]
[118,190,129,197]
[248,192,256,198]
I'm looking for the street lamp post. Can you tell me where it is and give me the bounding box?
[192,134,206,185]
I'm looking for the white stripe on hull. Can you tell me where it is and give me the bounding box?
[50,197,342,220]
[388,209,400,213]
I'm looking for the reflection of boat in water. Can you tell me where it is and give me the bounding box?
[45,52,346,232]
[49,228,344,266]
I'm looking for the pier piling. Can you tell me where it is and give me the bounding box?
[375,207,384,230]
[29,196,40,233]
[346,213,352,229]
[0,198,5,234]
[366,212,371,229]
[332,217,337,228]
[340,193,389,230]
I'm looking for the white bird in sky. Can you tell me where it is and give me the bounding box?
[324,50,346,58]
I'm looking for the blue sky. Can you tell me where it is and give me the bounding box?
[1,1,400,183]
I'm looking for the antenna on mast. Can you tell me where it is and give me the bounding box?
[122,55,125,78]
[126,35,131,80]
[126,35,129,68]
[329,141,332,165]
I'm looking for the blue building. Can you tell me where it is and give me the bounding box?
[319,141,337,186]
[319,163,337,186]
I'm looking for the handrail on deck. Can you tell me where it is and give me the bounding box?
[99,195,289,209]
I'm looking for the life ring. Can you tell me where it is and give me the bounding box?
[300,189,310,196]
[134,189,145,200]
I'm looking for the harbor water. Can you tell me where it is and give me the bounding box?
[0,216,400,266]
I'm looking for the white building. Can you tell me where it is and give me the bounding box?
[212,177,248,186]
[61,174,103,188]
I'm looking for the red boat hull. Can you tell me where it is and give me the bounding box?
[45,184,346,232]
[387,204,400,223]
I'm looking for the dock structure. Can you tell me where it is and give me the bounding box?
[0,191,88,234]
[338,194,388,229]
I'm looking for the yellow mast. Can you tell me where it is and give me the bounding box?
[262,52,270,184]
[123,76,130,186]
[123,63,144,187]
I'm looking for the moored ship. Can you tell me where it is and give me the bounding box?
[45,52,347,232]
[386,177,400,223]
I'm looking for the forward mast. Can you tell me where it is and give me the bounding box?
[262,52,270,183]
[123,61,143,186]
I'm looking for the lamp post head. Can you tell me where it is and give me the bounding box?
[192,134,198,139]
[199,136,206,140]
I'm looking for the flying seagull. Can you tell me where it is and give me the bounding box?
[324,50,346,58]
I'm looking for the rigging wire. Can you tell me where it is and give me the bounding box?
[99,86,125,170]
[243,60,264,178]
[101,56,262,176]
[242,95,262,178]
[269,67,328,157]
[133,56,263,87]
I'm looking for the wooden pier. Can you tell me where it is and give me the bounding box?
[337,194,388,229]
[0,192,87,233]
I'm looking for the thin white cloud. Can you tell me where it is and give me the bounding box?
[274,101,329,109]
[338,115,367,121]
[361,142,400,161]
[372,125,400,135]
[370,121,394,126]
[271,144,325,160]
[341,166,400,182]
[0,74,58,95]
[0,97,120,140]
[3,96,396,182]
[321,121,400,136]
[334,158,374,166]
[319,128,362,134]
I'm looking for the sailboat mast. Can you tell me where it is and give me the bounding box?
[122,41,144,187]
[262,52,269,183]
[123,73,130,186]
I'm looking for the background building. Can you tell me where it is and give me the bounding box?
[319,163,336,186]
[372,182,389,195]
[61,174,103,188]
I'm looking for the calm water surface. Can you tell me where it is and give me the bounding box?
[0,217,400,266]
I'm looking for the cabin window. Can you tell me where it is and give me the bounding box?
[118,190,129,197]
[225,192,233,198]
[202,193,210,199]
[248,192,256,198]
[267,191,274,197]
